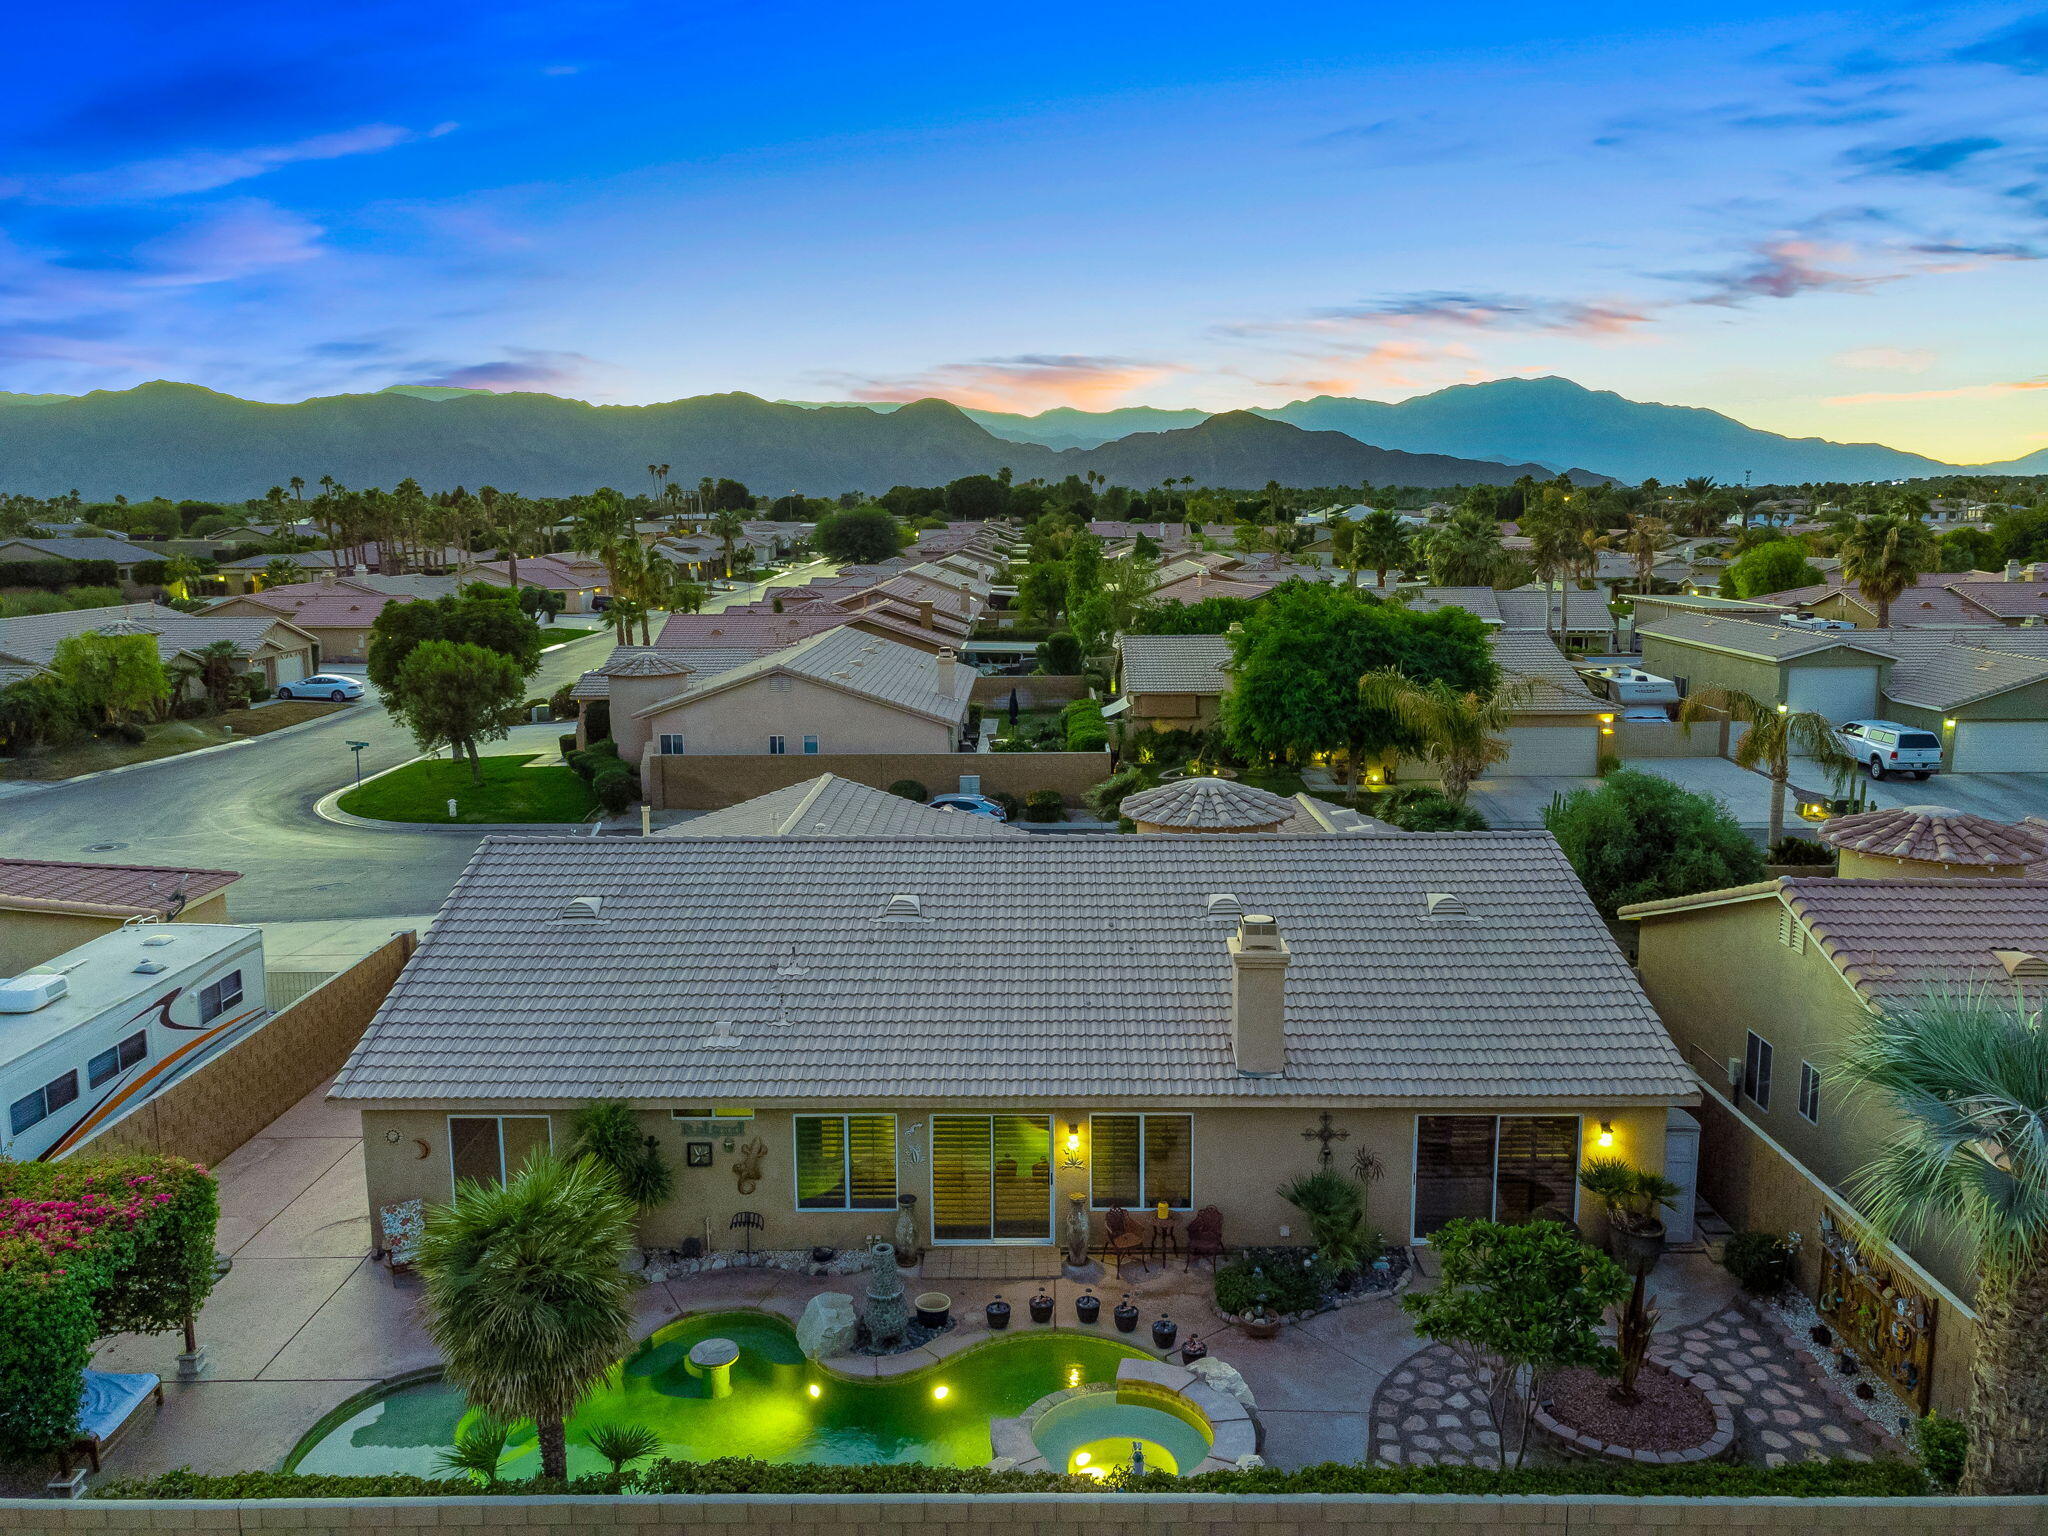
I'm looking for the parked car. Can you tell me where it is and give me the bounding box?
[928,792,1009,821]
[1836,719,1942,780]
[276,674,364,702]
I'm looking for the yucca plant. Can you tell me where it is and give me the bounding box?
[1277,1170,1374,1273]
[570,1099,674,1208]
[435,1413,512,1485]
[417,1152,638,1481]
[584,1422,663,1475]
[1576,1157,1680,1235]
[1835,989,2048,1495]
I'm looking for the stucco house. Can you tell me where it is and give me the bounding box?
[0,602,319,695]
[657,773,1029,838]
[1112,634,1232,731]
[333,830,1694,1257]
[209,578,417,664]
[465,555,610,612]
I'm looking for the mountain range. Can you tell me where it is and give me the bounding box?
[0,382,1595,501]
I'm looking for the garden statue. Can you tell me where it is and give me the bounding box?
[861,1240,910,1349]
[894,1194,920,1265]
[1064,1191,1090,1268]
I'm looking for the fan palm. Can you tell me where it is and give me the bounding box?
[1421,508,1507,587]
[1835,990,2048,1494]
[569,487,634,608]
[435,1413,512,1485]
[1675,686,1855,847]
[708,508,749,579]
[1837,513,1936,627]
[1353,509,1413,588]
[1358,669,1536,803]
[584,1422,663,1476]
[1623,514,1668,594]
[416,1153,637,1482]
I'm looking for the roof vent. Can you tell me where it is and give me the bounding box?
[1423,892,1474,920]
[558,895,604,922]
[132,960,167,975]
[1205,893,1245,921]
[1995,950,2048,981]
[877,893,928,923]
[141,936,174,947]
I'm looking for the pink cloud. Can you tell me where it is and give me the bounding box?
[135,201,325,286]
[839,354,1180,412]
[1824,377,2048,404]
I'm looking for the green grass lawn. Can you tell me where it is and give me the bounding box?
[538,624,604,643]
[338,753,598,823]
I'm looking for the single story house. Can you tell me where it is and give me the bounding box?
[465,555,609,612]
[0,602,319,695]
[1637,613,1894,721]
[0,858,241,973]
[1112,633,1232,731]
[209,578,417,664]
[0,535,153,581]
[1753,568,2037,630]
[333,830,1695,1255]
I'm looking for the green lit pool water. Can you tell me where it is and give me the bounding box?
[287,1311,1165,1478]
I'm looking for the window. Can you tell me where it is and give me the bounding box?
[1798,1061,1821,1125]
[1413,1115,1582,1240]
[768,735,786,755]
[793,1114,897,1210]
[1743,1031,1774,1111]
[88,1031,148,1088]
[10,1071,80,1137]
[802,734,819,755]
[198,970,244,1023]
[449,1115,552,1189]
[1088,1114,1193,1210]
[658,733,686,755]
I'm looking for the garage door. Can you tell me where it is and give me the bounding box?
[1949,720,2048,774]
[1783,665,1880,723]
[273,649,308,685]
[1497,725,1599,777]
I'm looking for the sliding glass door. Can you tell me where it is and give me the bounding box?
[1412,1115,1581,1241]
[930,1114,1051,1242]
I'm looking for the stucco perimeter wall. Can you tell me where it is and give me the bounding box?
[5,1493,2043,1534]
[67,932,414,1170]
[651,750,1112,810]
[1611,718,1729,758]
[0,891,231,975]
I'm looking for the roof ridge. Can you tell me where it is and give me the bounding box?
[774,774,838,835]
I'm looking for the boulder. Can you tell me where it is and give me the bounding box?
[796,1291,859,1360]
[1188,1356,1256,1408]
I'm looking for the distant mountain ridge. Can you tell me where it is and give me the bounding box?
[0,382,1592,500]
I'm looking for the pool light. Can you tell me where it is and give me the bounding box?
[807,1383,821,1398]
[1067,1366,1082,1388]
[932,1384,949,1401]
[1074,1452,1091,1467]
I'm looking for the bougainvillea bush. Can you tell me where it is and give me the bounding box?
[0,1155,218,1461]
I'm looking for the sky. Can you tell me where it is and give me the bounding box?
[2,2,2046,463]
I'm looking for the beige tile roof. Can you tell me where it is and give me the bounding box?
[569,647,767,700]
[330,831,1691,1105]
[1818,805,2048,868]
[657,774,1026,839]
[1780,877,2048,1007]
[1489,632,1605,714]
[1123,776,1298,829]
[1493,588,1615,633]
[1404,588,1503,624]
[1875,634,2048,711]
[1274,794,1394,835]
[1117,634,1234,695]
[0,858,241,917]
[0,603,305,670]
[629,627,974,726]
[1634,612,1891,661]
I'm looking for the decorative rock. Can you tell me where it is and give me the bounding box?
[1235,1454,1264,1470]
[796,1292,859,1361]
[1187,1355,1256,1407]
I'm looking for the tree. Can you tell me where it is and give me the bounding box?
[1622,514,1668,595]
[179,638,246,713]
[943,473,1010,521]
[1356,669,1535,803]
[1724,538,1820,600]
[366,594,543,692]
[708,477,752,512]
[386,640,526,780]
[1838,513,1936,626]
[1420,508,1507,586]
[1676,685,1855,846]
[1836,992,2048,1495]
[1544,769,1765,917]
[1400,1219,1628,1468]
[707,508,749,579]
[50,632,167,725]
[416,1153,636,1482]
[1937,526,1999,573]
[569,1101,673,1209]
[161,554,202,600]
[262,555,308,588]
[1036,630,1082,674]
[0,673,80,754]
[814,505,902,564]
[569,488,634,608]
[1353,509,1413,589]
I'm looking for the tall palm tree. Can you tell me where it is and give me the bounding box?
[1421,508,1506,587]
[416,1153,636,1482]
[707,508,749,579]
[1357,669,1535,803]
[1353,509,1413,589]
[569,488,633,613]
[1675,686,1855,847]
[1623,514,1669,594]
[1835,991,2048,1495]
[1838,512,1936,627]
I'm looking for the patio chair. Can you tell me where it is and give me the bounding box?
[1101,1207,1148,1277]
[65,1370,162,1475]
[1183,1206,1225,1271]
[379,1199,425,1281]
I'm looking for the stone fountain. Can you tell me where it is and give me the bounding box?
[861,1239,910,1350]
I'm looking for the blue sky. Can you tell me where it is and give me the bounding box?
[3,2,2046,461]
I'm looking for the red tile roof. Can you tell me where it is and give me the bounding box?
[653,609,853,648]
[0,858,242,918]
[1819,805,2048,868]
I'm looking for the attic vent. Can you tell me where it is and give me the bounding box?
[1777,908,1806,953]
[1995,949,2048,981]
[1424,892,1474,920]
[1205,893,1245,921]
[558,895,604,922]
[876,893,928,923]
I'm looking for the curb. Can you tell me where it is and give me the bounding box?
[313,754,599,836]
[0,702,367,798]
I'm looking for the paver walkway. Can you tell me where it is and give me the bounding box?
[1371,1303,1892,1467]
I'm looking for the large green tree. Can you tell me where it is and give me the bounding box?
[50,632,167,725]
[1543,769,1764,917]
[385,640,527,780]
[1724,538,1820,600]
[814,505,902,564]
[1838,513,1937,626]
[366,594,543,692]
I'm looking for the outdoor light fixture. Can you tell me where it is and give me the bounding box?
[1597,1121,1614,1148]
[1943,718,1957,730]
[932,1384,949,1400]
[1062,1122,1084,1169]
[1599,713,1615,724]
[1601,727,1615,736]
[807,1383,821,1399]
[1775,703,1789,714]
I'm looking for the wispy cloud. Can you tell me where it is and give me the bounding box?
[829,354,1180,412]
[406,348,604,392]
[16,124,448,204]
[1825,377,2048,405]
[1832,345,1937,373]
[1677,238,1900,306]
[1218,291,1651,347]
[1846,135,2003,177]
[134,201,325,286]
[1955,14,2048,74]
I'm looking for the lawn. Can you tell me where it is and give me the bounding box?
[538,625,604,644]
[338,752,598,824]
[0,702,347,781]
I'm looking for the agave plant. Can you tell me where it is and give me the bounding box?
[435,1413,512,1485]
[584,1421,664,1475]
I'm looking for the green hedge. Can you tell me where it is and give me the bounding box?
[0,558,121,591]
[95,1457,1931,1501]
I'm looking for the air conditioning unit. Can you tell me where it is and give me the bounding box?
[0,973,69,1013]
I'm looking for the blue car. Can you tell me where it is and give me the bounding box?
[927,792,1009,821]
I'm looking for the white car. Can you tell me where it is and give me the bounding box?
[1836,719,1942,780]
[276,673,365,702]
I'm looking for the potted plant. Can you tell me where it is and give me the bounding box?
[1113,1294,1140,1333]
[1150,1315,1178,1352]
[915,1292,951,1330]
[1180,1335,1208,1364]
[1028,1289,1055,1324]
[1239,1293,1281,1340]
[1576,1157,1681,1273]
[985,1295,1011,1330]
[1074,1289,1101,1325]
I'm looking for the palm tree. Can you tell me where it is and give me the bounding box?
[1835,991,2048,1494]
[262,555,308,589]
[1358,669,1535,803]
[584,1422,663,1476]
[1420,508,1506,587]
[161,554,202,601]
[569,487,633,614]
[1676,686,1855,847]
[707,508,749,579]
[436,1413,512,1486]
[1353,509,1413,589]
[416,1153,637,1482]
[1623,514,1668,594]
[1838,513,1936,627]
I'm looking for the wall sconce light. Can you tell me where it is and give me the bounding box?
[1942,718,1957,730]
[1600,727,1615,736]
[1775,703,1789,715]
[1596,1121,1614,1148]
[1062,1122,1084,1169]
[1599,713,1615,724]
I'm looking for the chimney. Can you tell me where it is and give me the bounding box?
[1228,914,1290,1076]
[935,649,960,695]
[317,569,336,589]
[2007,560,2023,582]
[917,598,934,627]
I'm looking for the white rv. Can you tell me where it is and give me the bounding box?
[0,923,268,1163]
[1579,664,1681,706]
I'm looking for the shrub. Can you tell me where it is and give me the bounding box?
[1381,791,1487,831]
[1036,630,1082,674]
[583,700,611,741]
[1277,1170,1377,1274]
[1214,1246,1339,1316]
[548,685,580,721]
[103,720,148,745]
[558,732,580,760]
[1720,1231,1796,1295]
[245,681,273,704]
[1543,769,1765,918]
[593,766,638,814]
[171,696,213,719]
[992,790,1022,820]
[887,779,929,802]
[568,738,621,781]
[1085,765,1152,822]
[570,1101,673,1208]
[1767,835,1835,866]
[1597,752,1621,776]
[1915,1413,1967,1490]
[1022,789,1066,822]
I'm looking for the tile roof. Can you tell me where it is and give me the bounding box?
[1634,612,1891,661]
[654,608,853,649]
[569,646,768,700]
[658,774,1027,839]
[329,831,1691,1105]
[1152,573,1279,605]
[0,857,241,918]
[1943,581,2048,620]
[1403,588,1503,624]
[1489,632,1605,714]
[0,603,301,670]
[1117,634,1234,695]
[228,588,412,629]
[1867,631,2048,710]
[1123,776,1299,830]
[1493,587,1614,632]
[1780,877,2048,1008]
[1818,805,2048,868]
[629,627,974,725]
[469,556,608,592]
[0,536,153,564]
[1274,794,1394,835]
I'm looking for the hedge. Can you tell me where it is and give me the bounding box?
[95,1457,1932,1500]
[0,1155,219,1458]
[0,558,121,591]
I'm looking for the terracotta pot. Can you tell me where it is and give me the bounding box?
[1239,1313,1281,1340]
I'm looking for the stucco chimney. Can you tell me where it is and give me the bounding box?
[317,569,336,588]
[935,649,960,696]
[1228,914,1290,1076]
[917,598,934,627]
[2007,560,2023,582]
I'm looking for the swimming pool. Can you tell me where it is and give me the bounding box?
[287,1311,1171,1478]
